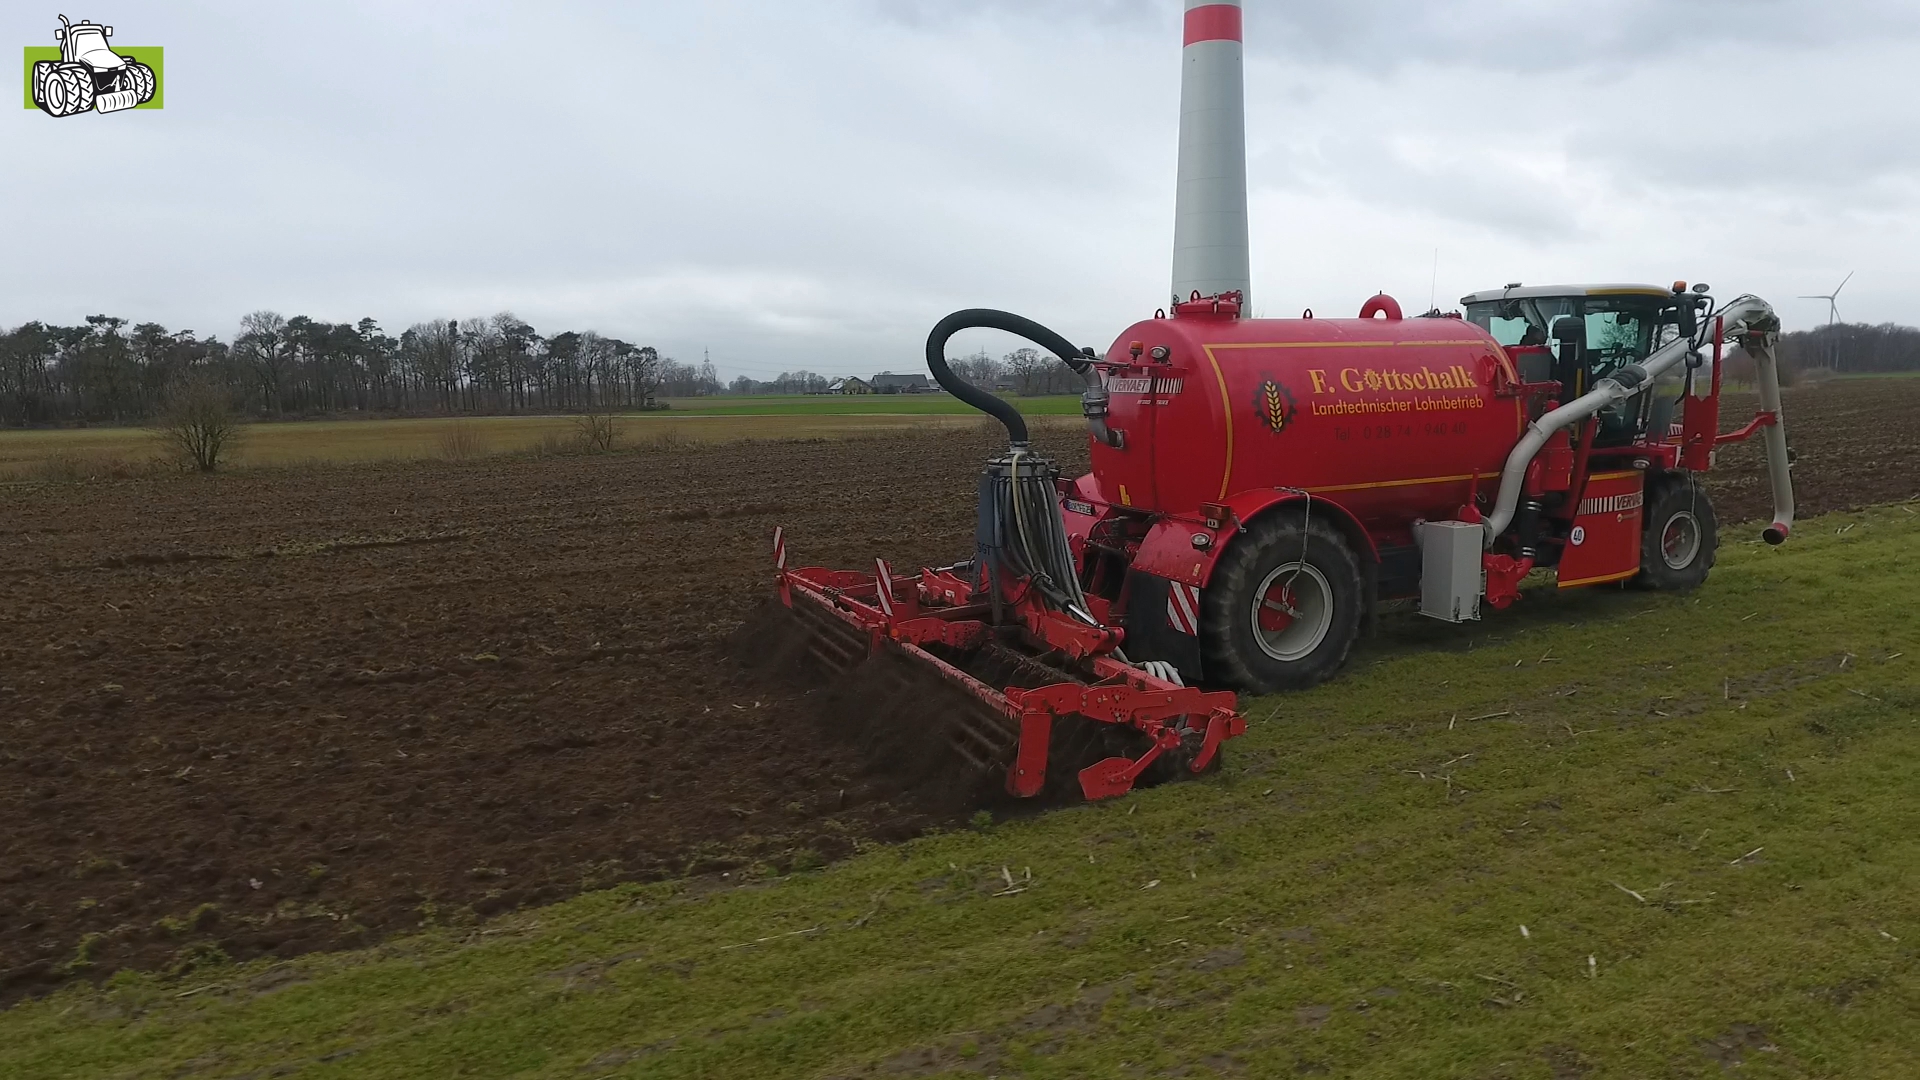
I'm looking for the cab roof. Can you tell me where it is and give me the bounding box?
[1459,283,1673,305]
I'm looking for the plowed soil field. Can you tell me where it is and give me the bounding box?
[3,378,1916,1003]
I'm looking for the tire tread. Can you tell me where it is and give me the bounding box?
[1634,475,1718,591]
[1198,512,1364,693]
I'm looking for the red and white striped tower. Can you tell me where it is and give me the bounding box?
[1170,0,1250,313]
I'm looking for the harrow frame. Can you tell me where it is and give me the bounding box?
[774,527,1245,801]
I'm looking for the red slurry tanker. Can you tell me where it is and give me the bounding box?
[773,1,1796,803]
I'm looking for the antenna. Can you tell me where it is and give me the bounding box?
[1797,270,1854,328]
[1428,248,1439,314]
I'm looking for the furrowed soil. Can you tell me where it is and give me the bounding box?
[2,379,1915,1004]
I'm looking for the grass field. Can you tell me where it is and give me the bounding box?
[0,397,1079,479]
[4,504,1914,1079]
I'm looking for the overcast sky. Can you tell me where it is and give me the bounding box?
[5,1,1917,382]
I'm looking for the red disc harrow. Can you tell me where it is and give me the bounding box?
[773,527,1245,802]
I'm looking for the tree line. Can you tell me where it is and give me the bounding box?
[9,310,1907,428]
[0,311,724,427]
[1776,322,1920,376]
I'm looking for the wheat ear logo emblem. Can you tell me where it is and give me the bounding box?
[1255,379,1295,435]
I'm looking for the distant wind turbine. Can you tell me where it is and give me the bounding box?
[1798,271,1854,327]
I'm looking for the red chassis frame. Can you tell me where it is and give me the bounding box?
[773,528,1245,801]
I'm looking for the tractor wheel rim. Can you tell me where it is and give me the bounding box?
[1661,511,1700,570]
[1250,563,1333,662]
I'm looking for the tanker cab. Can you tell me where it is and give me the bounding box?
[1464,286,1707,448]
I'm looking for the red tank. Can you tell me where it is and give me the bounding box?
[1082,299,1522,549]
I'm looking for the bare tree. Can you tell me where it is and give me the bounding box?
[578,331,618,408]
[491,312,536,411]
[234,310,289,413]
[155,372,243,472]
[629,345,666,407]
[405,319,461,411]
[572,408,620,452]
[951,349,1005,391]
[1005,347,1050,395]
[435,420,489,461]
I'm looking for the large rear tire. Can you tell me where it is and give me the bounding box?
[1635,476,1717,591]
[1199,511,1365,693]
[36,62,95,117]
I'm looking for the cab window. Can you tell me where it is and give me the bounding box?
[1465,297,1575,347]
[1582,303,1655,376]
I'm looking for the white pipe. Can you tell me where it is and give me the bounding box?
[1484,295,1784,545]
[1742,332,1796,543]
[1171,0,1250,311]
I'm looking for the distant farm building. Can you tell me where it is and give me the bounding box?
[827,377,874,394]
[871,371,934,393]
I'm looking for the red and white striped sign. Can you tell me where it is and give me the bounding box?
[874,558,895,618]
[1166,582,1202,635]
[772,526,787,570]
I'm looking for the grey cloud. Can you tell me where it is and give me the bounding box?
[873,0,1163,31]
[1,0,1915,382]
[1251,0,1920,75]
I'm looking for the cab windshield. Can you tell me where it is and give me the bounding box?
[1465,292,1675,443]
[1466,295,1664,372]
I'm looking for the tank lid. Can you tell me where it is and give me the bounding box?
[1172,290,1243,320]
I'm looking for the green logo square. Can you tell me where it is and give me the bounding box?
[23,44,164,110]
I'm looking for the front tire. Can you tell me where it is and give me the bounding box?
[36,63,95,117]
[124,62,156,104]
[1200,511,1365,693]
[1635,476,1717,591]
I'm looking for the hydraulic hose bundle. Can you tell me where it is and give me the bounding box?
[926,309,1112,626]
[982,448,1096,623]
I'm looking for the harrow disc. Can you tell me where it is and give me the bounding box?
[783,588,869,674]
[755,594,1017,776]
[765,593,1226,803]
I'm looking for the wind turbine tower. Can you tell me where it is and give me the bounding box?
[1797,271,1854,372]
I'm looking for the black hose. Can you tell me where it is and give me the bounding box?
[926,309,1089,445]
